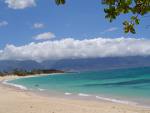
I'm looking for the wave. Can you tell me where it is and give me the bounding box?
[2,80,28,90]
[64,92,72,95]
[78,93,91,97]
[76,93,137,105]
[38,88,46,91]
[95,96,137,105]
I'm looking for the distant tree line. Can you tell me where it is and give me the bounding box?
[0,69,64,76]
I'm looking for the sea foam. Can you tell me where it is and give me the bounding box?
[64,92,72,95]
[78,93,91,97]
[2,80,27,90]
[38,88,46,91]
[95,96,136,105]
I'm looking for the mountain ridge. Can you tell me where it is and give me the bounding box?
[1,56,150,72]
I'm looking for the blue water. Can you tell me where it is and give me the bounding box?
[8,67,150,106]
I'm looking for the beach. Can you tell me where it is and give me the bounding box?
[0,76,150,113]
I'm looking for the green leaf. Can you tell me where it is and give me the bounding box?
[55,0,65,5]
[135,19,140,25]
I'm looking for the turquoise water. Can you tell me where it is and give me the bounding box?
[8,67,150,106]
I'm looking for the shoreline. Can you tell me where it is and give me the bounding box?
[0,76,150,113]
[1,79,138,106]
[0,72,63,81]
[2,75,150,108]
[0,73,63,90]
[3,75,150,108]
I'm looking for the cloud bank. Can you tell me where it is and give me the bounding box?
[5,0,36,9]
[0,37,150,62]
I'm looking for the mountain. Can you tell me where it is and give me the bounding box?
[0,60,42,71]
[42,56,150,71]
[1,56,150,72]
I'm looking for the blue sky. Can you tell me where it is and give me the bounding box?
[0,0,149,49]
[0,0,150,61]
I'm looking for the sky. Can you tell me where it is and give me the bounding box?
[0,0,150,62]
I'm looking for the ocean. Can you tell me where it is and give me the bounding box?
[6,67,150,107]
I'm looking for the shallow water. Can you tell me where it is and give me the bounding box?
[8,67,150,106]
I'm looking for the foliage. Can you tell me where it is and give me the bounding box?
[55,0,150,34]
[55,0,65,5]
[102,0,150,34]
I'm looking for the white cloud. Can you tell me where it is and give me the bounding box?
[1,37,150,62]
[33,32,56,40]
[33,23,44,29]
[5,0,36,9]
[101,27,118,34]
[0,21,8,27]
[106,27,118,32]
